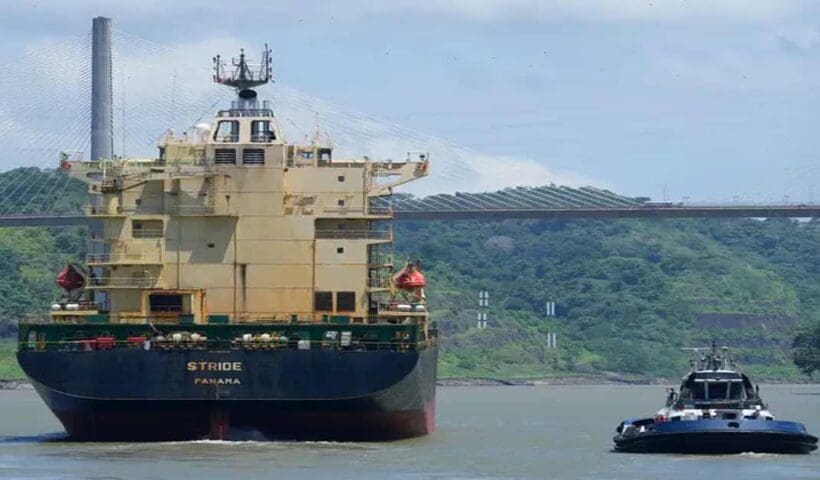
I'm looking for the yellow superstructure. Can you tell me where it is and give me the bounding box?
[60,97,429,328]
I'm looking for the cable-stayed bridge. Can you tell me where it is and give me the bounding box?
[0,17,818,228]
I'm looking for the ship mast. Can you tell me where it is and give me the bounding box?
[213,45,273,101]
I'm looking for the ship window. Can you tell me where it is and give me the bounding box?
[336,292,356,312]
[337,175,345,182]
[150,294,183,313]
[691,382,706,400]
[337,247,344,254]
[243,149,265,165]
[251,120,275,142]
[729,381,744,399]
[706,382,728,400]
[314,291,333,311]
[337,199,345,207]
[214,148,237,165]
[319,148,331,163]
[214,120,239,142]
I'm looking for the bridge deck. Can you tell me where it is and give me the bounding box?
[1,205,818,227]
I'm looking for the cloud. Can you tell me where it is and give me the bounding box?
[377,0,798,24]
[651,44,817,92]
[0,31,604,193]
[1,0,804,30]
[775,26,820,54]
[268,85,605,194]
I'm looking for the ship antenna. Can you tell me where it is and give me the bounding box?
[213,44,273,100]
[312,112,322,145]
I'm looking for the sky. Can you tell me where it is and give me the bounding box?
[1,0,820,201]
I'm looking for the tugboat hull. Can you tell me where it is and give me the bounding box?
[614,419,818,454]
[18,347,437,441]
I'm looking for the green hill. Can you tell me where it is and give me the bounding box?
[393,217,820,381]
[0,168,86,329]
[0,167,818,381]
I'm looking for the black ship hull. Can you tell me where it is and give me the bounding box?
[614,431,818,454]
[17,347,437,441]
[614,419,818,454]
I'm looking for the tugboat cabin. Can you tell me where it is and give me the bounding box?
[677,371,757,408]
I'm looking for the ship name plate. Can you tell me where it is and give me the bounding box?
[187,361,243,372]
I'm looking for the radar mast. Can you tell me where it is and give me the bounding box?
[213,45,273,100]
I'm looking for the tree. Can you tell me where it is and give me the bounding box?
[793,321,820,376]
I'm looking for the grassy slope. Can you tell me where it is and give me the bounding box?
[0,339,23,379]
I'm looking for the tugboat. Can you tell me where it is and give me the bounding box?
[613,343,818,454]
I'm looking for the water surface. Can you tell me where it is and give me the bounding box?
[1,385,818,479]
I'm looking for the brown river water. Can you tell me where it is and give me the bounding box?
[1,385,818,479]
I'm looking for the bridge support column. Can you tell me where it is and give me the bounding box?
[91,16,113,161]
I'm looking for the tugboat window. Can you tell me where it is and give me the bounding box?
[251,120,275,142]
[214,120,239,142]
[691,382,706,400]
[729,381,744,399]
[706,382,729,400]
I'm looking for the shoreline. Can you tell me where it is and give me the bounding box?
[3,376,816,390]
[0,379,32,390]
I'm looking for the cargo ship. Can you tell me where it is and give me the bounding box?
[16,47,437,441]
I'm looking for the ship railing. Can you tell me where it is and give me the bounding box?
[84,205,227,216]
[379,301,427,314]
[367,253,393,267]
[171,205,236,216]
[315,229,392,240]
[368,276,391,288]
[321,206,393,216]
[49,300,103,312]
[170,205,218,215]
[132,229,164,239]
[89,276,155,288]
[367,206,392,216]
[86,253,163,264]
[84,205,165,215]
[83,205,125,216]
[18,337,429,353]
